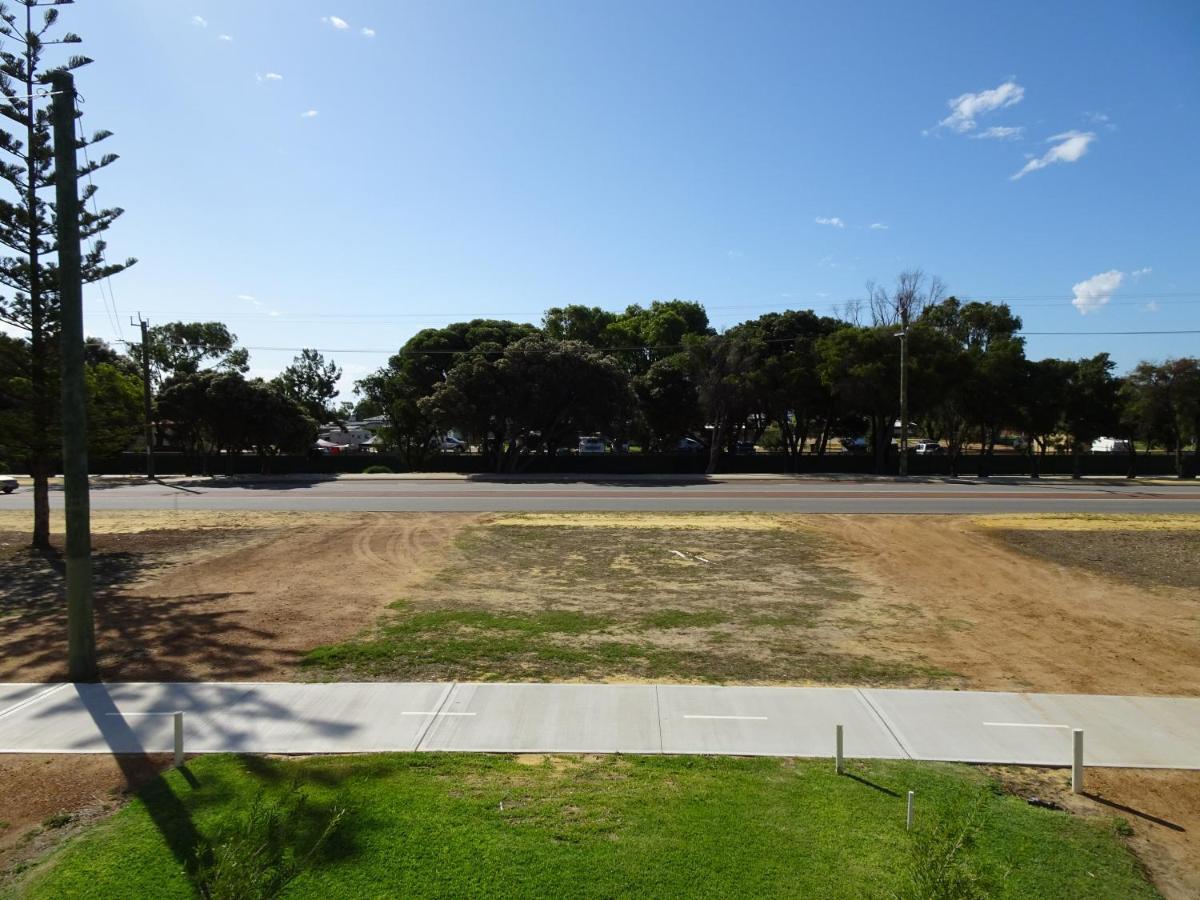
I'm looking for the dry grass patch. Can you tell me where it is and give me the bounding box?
[973,513,1200,532]
[304,516,946,685]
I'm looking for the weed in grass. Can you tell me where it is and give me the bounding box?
[192,781,346,900]
[40,812,71,830]
[1113,817,1134,837]
[895,794,997,900]
[641,609,729,628]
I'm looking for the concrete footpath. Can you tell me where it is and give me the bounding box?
[2,683,1197,769]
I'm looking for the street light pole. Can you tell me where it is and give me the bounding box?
[896,327,909,477]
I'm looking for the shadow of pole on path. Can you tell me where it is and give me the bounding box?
[75,684,208,876]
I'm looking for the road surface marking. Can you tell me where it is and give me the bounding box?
[401,711,476,717]
[683,714,768,721]
[983,721,1070,729]
[0,683,70,721]
[104,712,183,717]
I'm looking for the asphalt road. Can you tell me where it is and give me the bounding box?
[2,681,1196,768]
[3,476,1200,514]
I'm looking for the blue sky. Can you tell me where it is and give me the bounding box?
[52,0,1200,398]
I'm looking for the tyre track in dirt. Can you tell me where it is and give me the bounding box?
[2,514,480,683]
[817,515,1200,696]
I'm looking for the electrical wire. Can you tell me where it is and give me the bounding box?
[116,328,1200,357]
[74,92,123,342]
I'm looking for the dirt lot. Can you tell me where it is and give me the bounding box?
[0,511,474,681]
[2,510,1198,693]
[2,510,1198,894]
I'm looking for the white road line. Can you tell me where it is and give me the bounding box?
[104,712,181,717]
[683,714,768,721]
[983,721,1070,729]
[0,683,69,721]
[401,711,476,717]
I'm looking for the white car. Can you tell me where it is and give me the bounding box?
[0,476,17,494]
[578,436,607,455]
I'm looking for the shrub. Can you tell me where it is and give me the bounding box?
[895,794,995,900]
[194,782,345,900]
[361,465,394,475]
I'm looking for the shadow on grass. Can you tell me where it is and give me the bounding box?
[844,771,902,798]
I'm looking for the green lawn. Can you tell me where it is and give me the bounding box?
[14,754,1155,899]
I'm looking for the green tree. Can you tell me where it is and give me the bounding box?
[738,310,842,469]
[421,336,633,472]
[632,352,702,452]
[1062,353,1120,478]
[1121,358,1200,478]
[686,332,761,475]
[0,1,134,548]
[921,298,1026,475]
[128,321,248,385]
[356,319,538,467]
[85,360,140,457]
[817,326,899,474]
[0,333,141,466]
[274,348,341,424]
[1017,357,1073,478]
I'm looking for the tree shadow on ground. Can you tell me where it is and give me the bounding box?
[0,535,295,682]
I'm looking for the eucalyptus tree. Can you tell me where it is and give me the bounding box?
[0,0,133,548]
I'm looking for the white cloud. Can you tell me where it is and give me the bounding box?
[190,15,208,28]
[970,125,1024,140]
[1131,267,1152,279]
[300,109,319,119]
[939,81,1024,133]
[1071,269,1123,315]
[257,72,284,83]
[322,15,350,30]
[868,222,888,230]
[726,249,744,260]
[268,310,281,317]
[236,294,256,301]
[361,27,376,37]
[814,216,845,228]
[1011,130,1096,180]
[1144,301,1159,313]
[218,34,233,42]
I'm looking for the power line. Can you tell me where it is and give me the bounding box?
[74,96,123,342]
[117,327,1200,358]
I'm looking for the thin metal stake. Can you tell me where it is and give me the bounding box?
[906,790,915,830]
[173,711,184,768]
[835,724,844,775]
[1072,729,1084,794]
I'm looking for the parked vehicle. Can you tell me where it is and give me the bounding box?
[0,475,16,494]
[734,441,756,455]
[676,436,705,454]
[439,435,467,453]
[913,442,943,455]
[578,435,607,455]
[1091,437,1131,453]
[839,437,868,455]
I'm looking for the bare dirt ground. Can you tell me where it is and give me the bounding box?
[818,515,1200,695]
[0,754,171,882]
[2,510,1198,893]
[987,766,1200,900]
[0,511,475,681]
